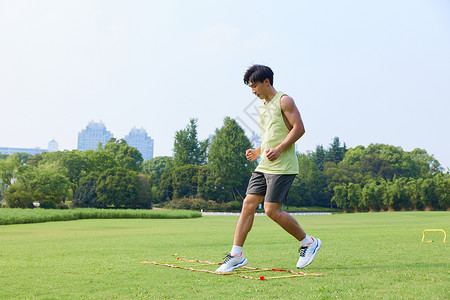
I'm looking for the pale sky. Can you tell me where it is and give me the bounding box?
[1,0,449,170]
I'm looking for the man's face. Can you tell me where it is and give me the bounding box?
[249,81,264,99]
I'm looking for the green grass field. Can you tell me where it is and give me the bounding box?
[0,212,448,299]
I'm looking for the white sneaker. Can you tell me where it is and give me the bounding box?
[297,237,321,269]
[215,254,247,273]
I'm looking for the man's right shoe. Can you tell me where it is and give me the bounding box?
[296,237,321,268]
[215,254,247,273]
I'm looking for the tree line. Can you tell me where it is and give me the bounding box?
[0,138,150,209]
[306,143,449,212]
[1,117,448,211]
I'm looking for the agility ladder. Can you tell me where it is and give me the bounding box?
[141,257,323,280]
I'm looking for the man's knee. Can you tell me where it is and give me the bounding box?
[264,203,282,220]
[242,194,263,213]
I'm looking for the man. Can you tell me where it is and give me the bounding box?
[216,64,321,273]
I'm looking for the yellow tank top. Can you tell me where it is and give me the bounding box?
[255,91,299,174]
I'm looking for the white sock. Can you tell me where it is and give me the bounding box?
[231,245,243,256]
[300,236,313,246]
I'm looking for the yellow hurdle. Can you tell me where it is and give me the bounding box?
[422,229,447,243]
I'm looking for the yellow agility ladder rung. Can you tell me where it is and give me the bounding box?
[422,229,447,243]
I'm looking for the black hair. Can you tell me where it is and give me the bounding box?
[243,64,274,86]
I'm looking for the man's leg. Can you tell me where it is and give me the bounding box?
[264,202,321,269]
[215,194,263,273]
[263,202,306,241]
[233,193,265,246]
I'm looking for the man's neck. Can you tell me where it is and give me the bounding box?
[264,87,278,104]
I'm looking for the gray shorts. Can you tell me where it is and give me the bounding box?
[246,172,296,203]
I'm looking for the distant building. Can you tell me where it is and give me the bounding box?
[78,121,113,151]
[124,127,154,161]
[250,131,262,163]
[0,140,58,156]
[250,131,262,149]
[0,147,46,156]
[48,140,58,152]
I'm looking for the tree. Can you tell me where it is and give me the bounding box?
[4,164,71,207]
[347,183,361,212]
[419,177,439,211]
[341,144,441,181]
[156,168,174,202]
[103,138,143,172]
[73,172,100,207]
[26,153,44,167]
[83,150,118,174]
[0,156,22,191]
[136,174,153,209]
[141,156,174,204]
[196,165,218,201]
[381,180,398,211]
[207,117,255,202]
[311,145,326,171]
[378,176,409,211]
[332,184,348,213]
[9,152,31,164]
[325,137,347,164]
[173,118,208,167]
[293,153,328,207]
[407,148,443,178]
[435,174,450,210]
[288,176,313,207]
[393,177,409,210]
[324,160,367,192]
[171,164,200,199]
[40,150,89,189]
[2,182,34,208]
[96,167,140,208]
[30,163,72,205]
[361,180,383,212]
[141,156,173,186]
[405,178,422,211]
[342,145,396,180]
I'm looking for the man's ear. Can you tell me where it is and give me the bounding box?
[263,78,271,86]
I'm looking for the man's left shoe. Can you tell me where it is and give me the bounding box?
[296,237,321,268]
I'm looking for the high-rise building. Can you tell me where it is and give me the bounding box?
[250,131,262,149]
[250,131,262,163]
[48,140,58,152]
[78,121,113,151]
[124,127,154,161]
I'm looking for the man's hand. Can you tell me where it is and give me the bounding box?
[265,147,281,162]
[246,148,260,162]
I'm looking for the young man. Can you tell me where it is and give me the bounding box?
[216,64,321,273]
